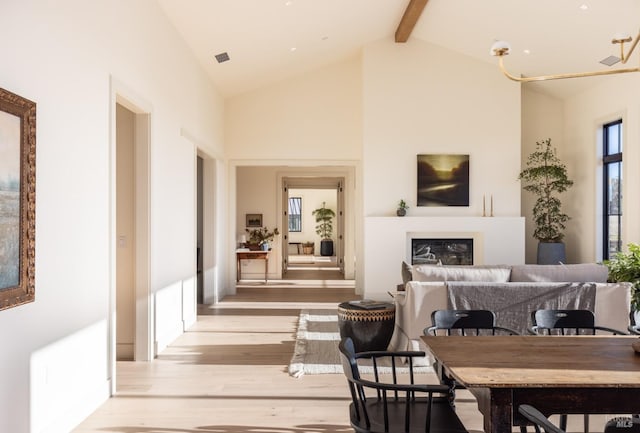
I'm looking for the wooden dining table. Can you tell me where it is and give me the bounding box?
[421,335,640,433]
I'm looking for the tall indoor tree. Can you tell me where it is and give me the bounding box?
[519,138,574,264]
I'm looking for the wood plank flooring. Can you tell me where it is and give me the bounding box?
[72,283,613,433]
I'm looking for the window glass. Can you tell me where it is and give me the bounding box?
[288,197,302,232]
[603,120,622,260]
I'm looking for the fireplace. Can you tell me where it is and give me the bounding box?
[411,238,473,265]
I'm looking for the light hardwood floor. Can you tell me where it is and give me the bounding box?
[72,282,608,433]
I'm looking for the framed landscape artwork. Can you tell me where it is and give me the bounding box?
[246,213,263,228]
[0,87,36,311]
[417,154,469,207]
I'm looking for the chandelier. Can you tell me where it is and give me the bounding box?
[490,30,640,82]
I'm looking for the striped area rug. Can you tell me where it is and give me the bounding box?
[288,309,431,377]
[288,309,342,377]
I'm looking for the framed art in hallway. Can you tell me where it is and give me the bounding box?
[246,213,263,228]
[0,87,36,311]
[417,154,469,207]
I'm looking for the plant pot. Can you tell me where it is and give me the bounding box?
[396,208,406,217]
[248,243,260,251]
[320,239,334,256]
[633,310,640,327]
[537,242,566,265]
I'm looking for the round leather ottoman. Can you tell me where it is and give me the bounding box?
[337,301,395,352]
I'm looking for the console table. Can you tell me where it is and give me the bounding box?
[236,250,269,282]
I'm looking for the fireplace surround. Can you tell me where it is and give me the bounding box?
[363,216,525,299]
[411,238,473,265]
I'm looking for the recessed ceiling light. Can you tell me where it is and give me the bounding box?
[285,0,293,5]
[579,4,589,10]
[523,49,531,55]
[321,36,329,41]
[290,47,297,52]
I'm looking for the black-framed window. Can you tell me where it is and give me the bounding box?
[288,197,302,232]
[603,119,622,260]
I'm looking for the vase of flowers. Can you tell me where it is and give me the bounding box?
[246,226,280,251]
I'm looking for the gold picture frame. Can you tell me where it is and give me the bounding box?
[0,87,36,311]
[245,213,263,228]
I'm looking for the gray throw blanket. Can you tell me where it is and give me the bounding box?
[446,282,596,335]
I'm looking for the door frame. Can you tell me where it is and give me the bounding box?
[281,177,344,275]
[229,161,361,294]
[109,77,153,394]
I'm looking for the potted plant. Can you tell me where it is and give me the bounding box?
[246,226,280,251]
[518,138,574,264]
[397,199,409,217]
[312,202,336,256]
[604,243,640,324]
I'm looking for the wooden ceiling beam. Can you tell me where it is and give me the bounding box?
[395,0,429,43]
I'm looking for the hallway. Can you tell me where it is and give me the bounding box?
[284,255,344,281]
[72,285,359,433]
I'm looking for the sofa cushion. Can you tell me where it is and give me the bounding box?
[509,263,608,283]
[401,261,413,284]
[412,264,511,282]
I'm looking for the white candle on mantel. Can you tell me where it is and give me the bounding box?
[490,195,494,217]
[483,194,486,216]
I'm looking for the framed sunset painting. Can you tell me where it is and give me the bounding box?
[417,154,469,207]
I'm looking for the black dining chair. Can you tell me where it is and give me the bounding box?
[519,405,566,433]
[528,309,628,433]
[424,309,519,336]
[424,309,520,414]
[528,309,627,336]
[338,337,468,433]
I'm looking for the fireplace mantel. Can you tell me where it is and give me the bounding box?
[363,216,525,299]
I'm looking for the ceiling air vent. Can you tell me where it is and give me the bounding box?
[600,55,620,67]
[214,52,230,64]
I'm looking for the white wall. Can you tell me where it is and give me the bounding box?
[0,1,225,432]
[236,166,282,279]
[362,39,522,218]
[361,39,523,296]
[521,88,564,263]
[225,56,363,160]
[561,74,640,262]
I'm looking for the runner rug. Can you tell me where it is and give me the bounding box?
[288,309,430,378]
[288,309,342,377]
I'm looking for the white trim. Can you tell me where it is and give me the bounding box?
[109,76,153,375]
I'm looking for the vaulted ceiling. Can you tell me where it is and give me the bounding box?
[158,0,640,99]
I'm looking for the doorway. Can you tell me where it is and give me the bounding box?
[197,156,203,303]
[281,177,345,280]
[111,83,152,391]
[234,164,357,289]
[196,150,217,304]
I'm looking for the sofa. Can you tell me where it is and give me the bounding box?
[389,263,632,365]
